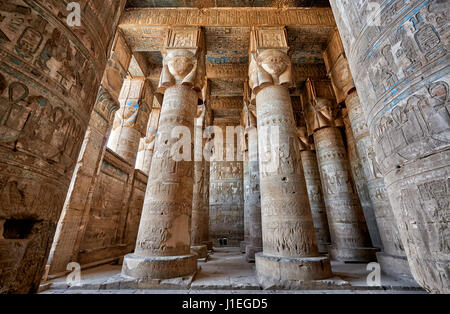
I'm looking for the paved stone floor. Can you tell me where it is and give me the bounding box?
[40,247,426,294]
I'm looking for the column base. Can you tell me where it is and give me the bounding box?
[377,252,415,282]
[191,245,208,259]
[328,245,379,262]
[202,241,213,251]
[240,241,248,253]
[245,245,262,263]
[121,253,197,280]
[255,253,333,289]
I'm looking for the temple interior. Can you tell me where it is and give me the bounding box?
[0,0,448,294]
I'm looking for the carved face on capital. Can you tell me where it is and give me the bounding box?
[332,57,354,93]
[258,50,289,77]
[166,52,194,78]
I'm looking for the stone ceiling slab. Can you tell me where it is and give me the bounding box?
[210,78,244,96]
[288,26,334,63]
[205,27,250,64]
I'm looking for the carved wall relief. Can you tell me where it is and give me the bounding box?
[330,0,449,292]
[209,161,244,246]
[0,0,125,293]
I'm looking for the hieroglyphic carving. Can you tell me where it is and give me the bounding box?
[209,161,244,245]
[343,107,383,249]
[372,81,450,174]
[210,96,243,110]
[119,7,336,27]
[206,63,248,79]
[122,28,204,280]
[0,0,125,293]
[344,91,410,278]
[331,2,449,287]
[249,27,332,284]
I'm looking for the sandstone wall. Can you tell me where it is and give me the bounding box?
[209,161,244,246]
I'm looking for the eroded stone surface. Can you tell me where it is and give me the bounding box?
[302,79,377,262]
[1,0,447,295]
[250,30,332,286]
[108,78,152,164]
[122,29,204,280]
[209,159,244,246]
[330,0,449,293]
[300,149,331,253]
[243,105,262,262]
[191,108,208,258]
[0,0,125,294]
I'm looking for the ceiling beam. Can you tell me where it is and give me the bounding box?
[120,7,336,27]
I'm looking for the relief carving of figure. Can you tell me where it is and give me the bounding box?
[249,49,293,94]
[158,49,202,92]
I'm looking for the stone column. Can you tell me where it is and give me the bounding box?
[0,0,125,293]
[244,106,262,262]
[241,151,251,253]
[46,88,120,277]
[191,105,208,259]
[304,79,378,262]
[241,111,250,253]
[202,106,213,251]
[330,0,449,293]
[249,28,332,288]
[323,30,383,249]
[122,28,204,280]
[241,97,251,255]
[345,92,412,280]
[342,108,383,248]
[109,78,152,165]
[136,106,161,175]
[324,30,412,279]
[297,126,331,253]
[202,159,212,250]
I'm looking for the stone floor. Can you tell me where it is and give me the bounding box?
[40,247,426,294]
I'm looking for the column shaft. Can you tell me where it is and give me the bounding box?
[245,127,262,262]
[122,85,198,279]
[300,150,331,253]
[0,0,124,293]
[255,84,331,286]
[331,0,449,293]
[202,159,212,250]
[346,91,412,279]
[314,126,377,262]
[136,107,160,175]
[191,120,208,258]
[343,109,383,249]
[241,157,250,253]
